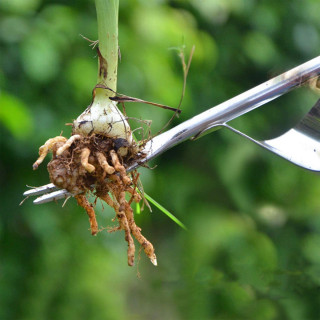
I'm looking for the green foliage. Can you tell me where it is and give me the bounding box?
[0,92,33,139]
[1,0,320,319]
[144,192,187,230]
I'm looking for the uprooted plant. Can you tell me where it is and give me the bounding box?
[32,0,154,266]
[33,127,157,266]
[31,0,191,267]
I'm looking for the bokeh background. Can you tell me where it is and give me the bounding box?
[1,0,320,319]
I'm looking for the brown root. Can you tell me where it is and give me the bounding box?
[99,193,114,207]
[96,152,115,175]
[114,193,135,266]
[33,136,67,170]
[126,186,142,204]
[110,150,131,185]
[34,133,156,266]
[75,194,98,236]
[125,202,157,266]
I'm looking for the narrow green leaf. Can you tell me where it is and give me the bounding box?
[135,201,141,214]
[144,193,187,230]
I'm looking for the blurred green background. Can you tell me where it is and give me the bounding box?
[1,0,320,319]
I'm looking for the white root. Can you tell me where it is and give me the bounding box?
[56,134,82,156]
[80,148,95,173]
[33,136,67,169]
[34,133,157,266]
[110,150,131,185]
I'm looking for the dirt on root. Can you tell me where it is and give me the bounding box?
[48,134,140,195]
[41,133,156,266]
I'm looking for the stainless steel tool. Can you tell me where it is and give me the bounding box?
[23,56,320,204]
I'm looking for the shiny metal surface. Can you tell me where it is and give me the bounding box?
[23,183,71,204]
[128,56,320,171]
[224,99,320,171]
[23,183,59,197]
[23,56,320,204]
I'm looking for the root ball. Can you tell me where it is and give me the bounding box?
[34,133,156,266]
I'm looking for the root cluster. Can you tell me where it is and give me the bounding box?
[33,134,156,266]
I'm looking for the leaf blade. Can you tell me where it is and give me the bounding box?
[144,193,187,231]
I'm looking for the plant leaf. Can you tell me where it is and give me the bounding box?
[135,201,141,214]
[144,193,187,230]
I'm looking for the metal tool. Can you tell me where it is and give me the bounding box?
[23,56,320,204]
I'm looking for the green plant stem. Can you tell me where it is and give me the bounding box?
[95,0,119,96]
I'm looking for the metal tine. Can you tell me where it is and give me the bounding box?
[23,56,320,204]
[23,183,59,197]
[33,189,72,204]
[222,99,320,171]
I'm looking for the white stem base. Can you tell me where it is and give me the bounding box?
[73,93,132,143]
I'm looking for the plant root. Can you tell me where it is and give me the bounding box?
[57,135,81,156]
[124,202,157,265]
[33,136,67,170]
[33,133,156,266]
[80,147,96,173]
[96,152,115,175]
[75,194,98,235]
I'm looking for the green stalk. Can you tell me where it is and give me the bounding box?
[95,0,119,96]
